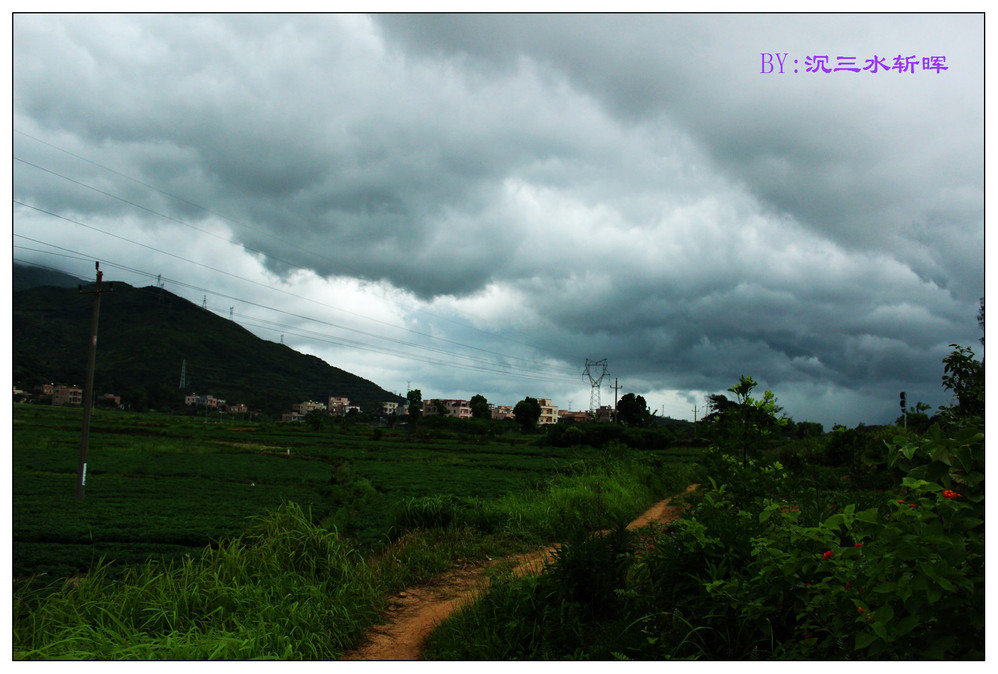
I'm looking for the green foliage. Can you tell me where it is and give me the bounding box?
[12,405,613,574]
[470,394,490,420]
[706,375,788,466]
[513,397,542,432]
[14,419,701,660]
[428,352,984,660]
[13,503,383,659]
[303,409,327,430]
[616,393,650,426]
[406,388,422,418]
[938,344,984,422]
[541,421,689,452]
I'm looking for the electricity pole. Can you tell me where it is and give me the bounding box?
[610,378,622,423]
[75,262,112,500]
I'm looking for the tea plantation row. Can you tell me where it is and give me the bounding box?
[12,405,649,577]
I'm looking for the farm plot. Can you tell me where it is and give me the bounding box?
[12,407,603,578]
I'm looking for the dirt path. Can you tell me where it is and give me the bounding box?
[342,484,698,661]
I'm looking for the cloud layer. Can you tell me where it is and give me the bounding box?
[13,13,984,427]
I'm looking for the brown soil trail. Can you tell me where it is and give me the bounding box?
[341,484,699,661]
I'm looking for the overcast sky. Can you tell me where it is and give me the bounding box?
[11,13,984,428]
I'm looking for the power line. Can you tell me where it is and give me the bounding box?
[13,133,589,365]
[14,246,580,387]
[14,199,579,378]
[14,238,575,385]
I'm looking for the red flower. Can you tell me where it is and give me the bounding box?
[857,607,865,613]
[909,503,917,509]
[853,543,863,547]
[844,582,852,590]
[897,499,905,503]
[942,489,963,499]
[822,550,834,560]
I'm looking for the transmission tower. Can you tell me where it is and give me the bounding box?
[584,359,609,412]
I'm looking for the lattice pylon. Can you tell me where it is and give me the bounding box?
[584,359,608,412]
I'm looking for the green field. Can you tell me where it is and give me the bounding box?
[13,405,693,578]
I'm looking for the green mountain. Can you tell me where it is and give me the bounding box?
[12,269,405,416]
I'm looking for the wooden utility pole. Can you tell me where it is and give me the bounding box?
[611,378,622,423]
[75,262,112,499]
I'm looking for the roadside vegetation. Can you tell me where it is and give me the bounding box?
[423,344,984,660]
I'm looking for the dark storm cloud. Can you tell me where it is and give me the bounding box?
[377,13,983,295]
[12,13,983,427]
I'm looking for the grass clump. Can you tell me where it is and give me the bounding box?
[13,503,382,660]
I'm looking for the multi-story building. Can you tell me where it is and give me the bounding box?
[328,396,351,415]
[558,410,591,423]
[293,400,327,415]
[382,401,402,416]
[422,399,472,419]
[536,398,559,425]
[51,385,83,406]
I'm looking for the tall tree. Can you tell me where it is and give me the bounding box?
[470,393,490,419]
[406,389,422,418]
[513,397,541,432]
[616,392,650,426]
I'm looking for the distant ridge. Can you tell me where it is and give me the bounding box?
[13,262,87,292]
[12,266,405,416]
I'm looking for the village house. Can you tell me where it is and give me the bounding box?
[51,385,83,406]
[328,396,350,415]
[594,405,615,423]
[423,399,472,419]
[292,400,327,415]
[535,398,560,425]
[185,393,225,409]
[491,405,515,420]
[558,410,591,423]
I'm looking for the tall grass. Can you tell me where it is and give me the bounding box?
[392,442,698,543]
[13,503,383,659]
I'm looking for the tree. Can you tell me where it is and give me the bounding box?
[304,409,327,431]
[939,344,984,423]
[707,376,787,466]
[406,389,422,418]
[978,297,984,347]
[513,397,541,432]
[616,392,650,426]
[704,393,737,422]
[470,394,490,420]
